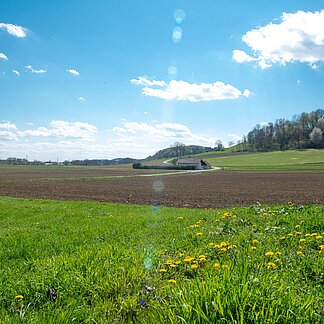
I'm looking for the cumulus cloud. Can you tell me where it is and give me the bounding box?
[0,131,18,141]
[12,70,20,76]
[131,76,251,102]
[25,65,47,74]
[109,121,215,157]
[0,53,8,60]
[19,121,97,140]
[0,122,17,130]
[0,23,28,38]
[233,10,324,69]
[66,69,80,76]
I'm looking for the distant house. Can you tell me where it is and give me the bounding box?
[176,158,211,170]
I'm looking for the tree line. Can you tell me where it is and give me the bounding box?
[237,109,324,152]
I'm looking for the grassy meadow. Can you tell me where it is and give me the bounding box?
[206,149,324,170]
[0,197,323,323]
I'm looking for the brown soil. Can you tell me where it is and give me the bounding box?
[1,167,324,208]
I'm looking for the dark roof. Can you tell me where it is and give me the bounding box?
[177,158,201,164]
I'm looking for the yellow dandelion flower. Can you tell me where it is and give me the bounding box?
[184,256,193,263]
[287,201,293,206]
[316,235,323,239]
[220,248,227,252]
[288,234,293,237]
[220,242,227,247]
[275,252,282,255]
[295,232,302,235]
[222,264,229,270]
[280,236,286,240]
[214,262,220,269]
[208,242,214,247]
[191,264,198,270]
[214,244,220,249]
[251,246,257,251]
[196,232,203,237]
[267,262,276,270]
[311,233,318,237]
[300,239,306,243]
[297,251,304,257]
[179,253,184,257]
[168,279,176,284]
[305,233,311,237]
[15,295,24,300]
[175,261,181,265]
[295,224,300,228]
[159,269,167,273]
[319,245,324,250]
[170,264,177,268]
[251,239,259,244]
[298,245,303,249]
[165,260,173,265]
[265,252,274,257]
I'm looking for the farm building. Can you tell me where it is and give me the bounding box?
[176,158,211,170]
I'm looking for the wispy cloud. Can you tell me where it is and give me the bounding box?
[0,23,28,38]
[78,96,85,102]
[25,65,47,74]
[12,70,20,77]
[0,53,8,61]
[233,10,324,69]
[66,69,80,76]
[131,76,251,102]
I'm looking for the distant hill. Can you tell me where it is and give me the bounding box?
[146,145,214,160]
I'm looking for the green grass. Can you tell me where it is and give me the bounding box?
[0,197,323,323]
[206,149,324,170]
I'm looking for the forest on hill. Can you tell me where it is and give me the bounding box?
[238,109,324,152]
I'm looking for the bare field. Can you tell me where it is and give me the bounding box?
[1,165,324,208]
[0,164,178,180]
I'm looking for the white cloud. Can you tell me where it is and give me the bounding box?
[108,120,215,157]
[25,65,47,74]
[12,70,20,76]
[0,131,18,141]
[19,121,97,140]
[130,76,166,87]
[228,133,243,142]
[233,10,324,69]
[66,69,80,76]
[78,96,85,102]
[0,23,27,38]
[131,76,251,102]
[0,53,8,60]
[0,122,17,130]
[232,50,256,63]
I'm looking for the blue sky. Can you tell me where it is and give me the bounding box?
[0,1,323,161]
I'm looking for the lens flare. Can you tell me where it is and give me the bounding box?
[174,9,186,24]
[172,27,182,43]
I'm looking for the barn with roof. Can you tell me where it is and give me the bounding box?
[176,158,211,170]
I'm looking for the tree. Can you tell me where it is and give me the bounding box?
[309,127,323,147]
[215,140,224,151]
[172,141,186,157]
[228,141,235,147]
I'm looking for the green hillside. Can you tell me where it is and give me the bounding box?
[206,149,324,170]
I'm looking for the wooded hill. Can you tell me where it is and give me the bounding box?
[146,144,214,160]
[239,109,324,152]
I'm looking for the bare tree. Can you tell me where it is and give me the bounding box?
[309,127,323,147]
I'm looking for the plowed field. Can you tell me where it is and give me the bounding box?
[1,165,324,208]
